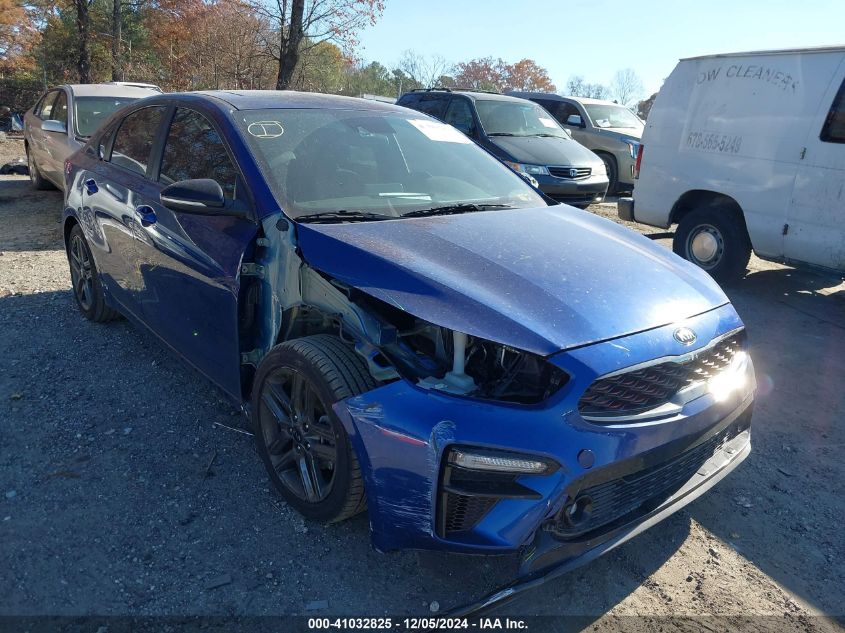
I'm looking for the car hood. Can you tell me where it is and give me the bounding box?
[488,135,602,167]
[595,127,643,141]
[296,206,729,356]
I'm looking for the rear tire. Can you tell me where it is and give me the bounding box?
[673,205,751,283]
[27,146,54,191]
[67,225,120,322]
[252,335,376,523]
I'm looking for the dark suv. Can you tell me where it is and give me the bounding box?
[397,89,609,207]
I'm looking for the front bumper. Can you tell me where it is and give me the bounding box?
[534,173,609,207]
[334,303,752,560]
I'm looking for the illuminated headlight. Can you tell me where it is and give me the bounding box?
[504,161,549,176]
[709,351,753,402]
[449,448,553,474]
[624,140,641,159]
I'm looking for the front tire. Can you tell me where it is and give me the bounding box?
[67,225,120,322]
[27,146,54,191]
[252,335,376,523]
[673,205,751,283]
[599,153,618,194]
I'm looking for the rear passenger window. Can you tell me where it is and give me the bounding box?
[159,108,239,199]
[821,80,845,143]
[109,106,165,176]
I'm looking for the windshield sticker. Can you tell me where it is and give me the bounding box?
[247,121,284,138]
[538,117,557,128]
[408,119,471,143]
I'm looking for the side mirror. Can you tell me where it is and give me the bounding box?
[160,179,225,213]
[566,114,584,127]
[42,119,67,134]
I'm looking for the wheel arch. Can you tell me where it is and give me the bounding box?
[62,215,79,251]
[670,190,749,236]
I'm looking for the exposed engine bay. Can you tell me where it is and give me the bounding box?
[352,292,569,404]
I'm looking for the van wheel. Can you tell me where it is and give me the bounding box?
[673,206,751,283]
[27,147,54,191]
[252,335,375,523]
[599,153,618,194]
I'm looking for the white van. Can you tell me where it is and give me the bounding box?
[619,46,845,281]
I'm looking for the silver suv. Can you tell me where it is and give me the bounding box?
[23,83,160,191]
[510,93,644,193]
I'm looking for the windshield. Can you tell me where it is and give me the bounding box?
[239,109,546,220]
[474,100,568,138]
[74,96,137,137]
[583,104,643,129]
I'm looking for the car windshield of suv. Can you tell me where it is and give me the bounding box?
[239,108,546,220]
[474,100,569,138]
[583,104,643,129]
[74,96,137,137]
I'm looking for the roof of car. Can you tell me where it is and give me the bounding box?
[63,83,161,98]
[402,89,526,103]
[193,90,405,112]
[508,92,620,106]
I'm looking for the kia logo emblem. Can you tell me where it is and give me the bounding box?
[673,327,697,346]
[569,168,578,178]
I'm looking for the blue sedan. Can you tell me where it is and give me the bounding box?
[62,91,755,605]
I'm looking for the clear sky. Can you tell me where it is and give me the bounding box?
[356,0,844,97]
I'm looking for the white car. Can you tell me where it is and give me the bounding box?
[620,46,845,281]
[23,83,160,191]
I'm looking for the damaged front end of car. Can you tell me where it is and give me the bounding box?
[240,206,754,604]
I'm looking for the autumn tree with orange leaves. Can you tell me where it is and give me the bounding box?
[453,57,556,93]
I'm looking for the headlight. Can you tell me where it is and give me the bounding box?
[709,351,753,402]
[624,140,641,159]
[594,161,607,176]
[504,161,549,176]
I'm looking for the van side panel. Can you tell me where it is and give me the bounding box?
[786,59,845,271]
[635,51,844,262]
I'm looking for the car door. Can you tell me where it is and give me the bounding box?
[41,89,69,183]
[133,105,258,398]
[84,105,168,319]
[786,62,845,271]
[28,90,59,177]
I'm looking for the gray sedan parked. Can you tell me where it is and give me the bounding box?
[23,83,160,190]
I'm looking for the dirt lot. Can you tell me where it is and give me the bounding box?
[1,136,844,630]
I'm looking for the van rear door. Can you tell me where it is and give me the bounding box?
[787,58,845,272]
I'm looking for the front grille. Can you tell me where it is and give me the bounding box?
[549,166,591,179]
[578,333,745,417]
[443,493,497,534]
[551,422,744,538]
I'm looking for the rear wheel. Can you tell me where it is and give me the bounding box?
[26,146,54,190]
[252,335,376,523]
[673,205,751,283]
[67,225,119,322]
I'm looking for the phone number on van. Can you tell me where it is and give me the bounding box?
[686,131,742,154]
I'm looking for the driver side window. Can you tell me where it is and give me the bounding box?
[444,98,476,136]
[159,108,239,199]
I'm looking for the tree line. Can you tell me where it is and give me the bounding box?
[0,0,648,112]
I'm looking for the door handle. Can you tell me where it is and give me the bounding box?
[135,205,157,227]
[84,178,98,194]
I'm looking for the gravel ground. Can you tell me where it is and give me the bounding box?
[1,136,844,630]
